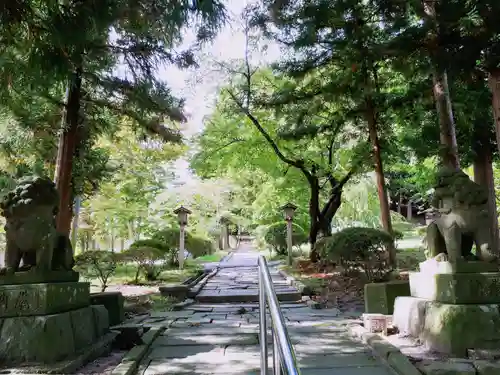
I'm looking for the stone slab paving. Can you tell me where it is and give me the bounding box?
[195,246,301,303]
[135,246,395,375]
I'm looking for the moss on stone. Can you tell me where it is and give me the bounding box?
[364,281,410,314]
[423,303,500,356]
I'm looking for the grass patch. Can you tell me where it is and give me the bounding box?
[105,261,201,286]
[149,294,179,311]
[193,251,228,263]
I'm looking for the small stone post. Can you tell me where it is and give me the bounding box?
[280,203,297,266]
[174,206,191,270]
[219,216,230,251]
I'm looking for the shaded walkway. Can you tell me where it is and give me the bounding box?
[136,245,395,375]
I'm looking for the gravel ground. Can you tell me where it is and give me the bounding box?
[75,351,127,375]
[89,284,158,296]
[384,334,455,362]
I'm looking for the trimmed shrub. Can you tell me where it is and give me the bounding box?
[264,222,308,256]
[392,230,404,241]
[74,250,122,292]
[315,227,394,282]
[123,246,170,282]
[151,228,211,258]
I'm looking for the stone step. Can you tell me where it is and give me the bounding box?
[195,289,301,303]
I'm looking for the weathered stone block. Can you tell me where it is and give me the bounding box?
[159,284,189,300]
[393,296,428,337]
[0,311,75,364]
[91,304,110,337]
[90,291,124,326]
[409,271,500,304]
[70,306,96,350]
[474,360,500,375]
[419,260,498,274]
[0,281,90,317]
[0,270,79,285]
[394,297,500,356]
[364,280,410,314]
[422,303,500,356]
[416,360,476,375]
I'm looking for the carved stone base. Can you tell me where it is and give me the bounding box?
[409,270,500,304]
[393,296,500,356]
[0,305,110,366]
[0,282,89,318]
[0,270,79,285]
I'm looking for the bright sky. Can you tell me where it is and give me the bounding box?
[159,0,281,184]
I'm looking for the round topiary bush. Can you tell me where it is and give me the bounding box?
[151,228,211,258]
[123,246,168,282]
[264,222,308,256]
[315,227,394,282]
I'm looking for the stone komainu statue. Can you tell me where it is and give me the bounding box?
[0,176,74,275]
[425,167,497,263]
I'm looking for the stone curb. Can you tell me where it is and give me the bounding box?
[183,270,206,288]
[187,267,219,298]
[219,251,234,263]
[347,324,422,375]
[278,268,310,295]
[110,325,166,375]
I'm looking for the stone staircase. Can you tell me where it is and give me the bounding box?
[194,266,301,303]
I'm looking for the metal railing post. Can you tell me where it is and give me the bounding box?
[258,255,300,375]
[259,266,268,375]
[273,328,282,375]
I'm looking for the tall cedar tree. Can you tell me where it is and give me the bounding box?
[380,0,500,251]
[0,0,225,235]
[250,1,401,263]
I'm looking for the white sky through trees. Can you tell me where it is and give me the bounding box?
[160,0,281,184]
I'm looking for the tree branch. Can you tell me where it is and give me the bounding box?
[211,138,245,154]
[320,168,356,218]
[226,89,313,181]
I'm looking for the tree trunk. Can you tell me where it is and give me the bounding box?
[54,69,82,236]
[308,184,343,263]
[488,69,500,157]
[473,131,499,256]
[422,0,460,169]
[71,195,81,247]
[366,97,396,266]
[432,69,460,169]
[407,200,413,221]
[308,179,321,262]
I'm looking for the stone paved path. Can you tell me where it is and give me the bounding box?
[136,245,395,375]
[196,244,301,303]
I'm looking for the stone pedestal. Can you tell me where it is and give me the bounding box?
[393,260,500,356]
[393,297,500,356]
[0,274,111,367]
[90,291,125,326]
[0,281,89,317]
[364,280,410,314]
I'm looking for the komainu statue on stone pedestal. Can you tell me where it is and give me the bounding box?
[0,176,74,275]
[425,167,497,263]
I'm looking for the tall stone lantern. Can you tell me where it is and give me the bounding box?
[280,202,297,266]
[174,206,191,270]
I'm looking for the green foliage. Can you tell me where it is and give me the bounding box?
[264,222,308,256]
[123,246,169,282]
[316,228,394,282]
[74,250,122,292]
[151,228,212,258]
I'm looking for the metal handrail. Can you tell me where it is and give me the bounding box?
[258,255,301,375]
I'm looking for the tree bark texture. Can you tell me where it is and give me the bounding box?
[473,128,499,256]
[432,70,460,169]
[54,69,82,237]
[365,97,396,266]
[488,69,500,158]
